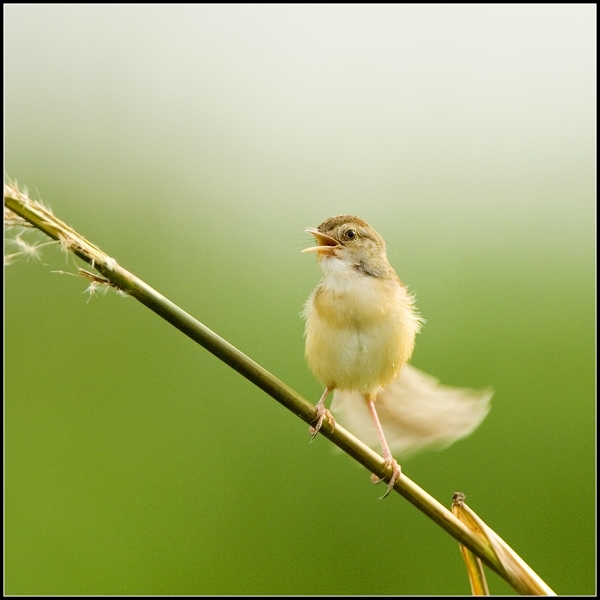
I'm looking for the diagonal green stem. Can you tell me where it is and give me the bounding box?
[4,182,554,595]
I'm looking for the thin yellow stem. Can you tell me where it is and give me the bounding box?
[4,181,555,595]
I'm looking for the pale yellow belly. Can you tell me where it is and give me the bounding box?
[303,267,420,394]
[305,310,407,394]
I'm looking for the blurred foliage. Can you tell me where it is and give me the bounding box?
[5,4,595,595]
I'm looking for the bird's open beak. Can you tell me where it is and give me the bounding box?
[302,227,341,255]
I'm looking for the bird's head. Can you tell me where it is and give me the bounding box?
[302,215,390,278]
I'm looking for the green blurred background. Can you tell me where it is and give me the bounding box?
[5,5,595,595]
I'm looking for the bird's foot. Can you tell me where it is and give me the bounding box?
[370,457,401,499]
[309,404,335,440]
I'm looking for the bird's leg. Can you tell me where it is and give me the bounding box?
[309,386,336,439]
[366,393,401,499]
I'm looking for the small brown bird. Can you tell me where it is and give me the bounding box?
[302,215,492,497]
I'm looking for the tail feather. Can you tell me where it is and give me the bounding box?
[331,364,492,457]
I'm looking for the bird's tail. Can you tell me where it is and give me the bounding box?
[331,364,492,457]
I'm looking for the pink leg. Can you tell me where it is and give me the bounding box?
[309,386,336,439]
[366,394,401,498]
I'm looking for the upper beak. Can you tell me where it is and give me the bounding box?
[302,227,341,254]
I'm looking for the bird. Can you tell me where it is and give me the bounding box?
[302,215,492,498]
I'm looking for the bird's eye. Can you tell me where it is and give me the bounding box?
[345,229,356,240]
